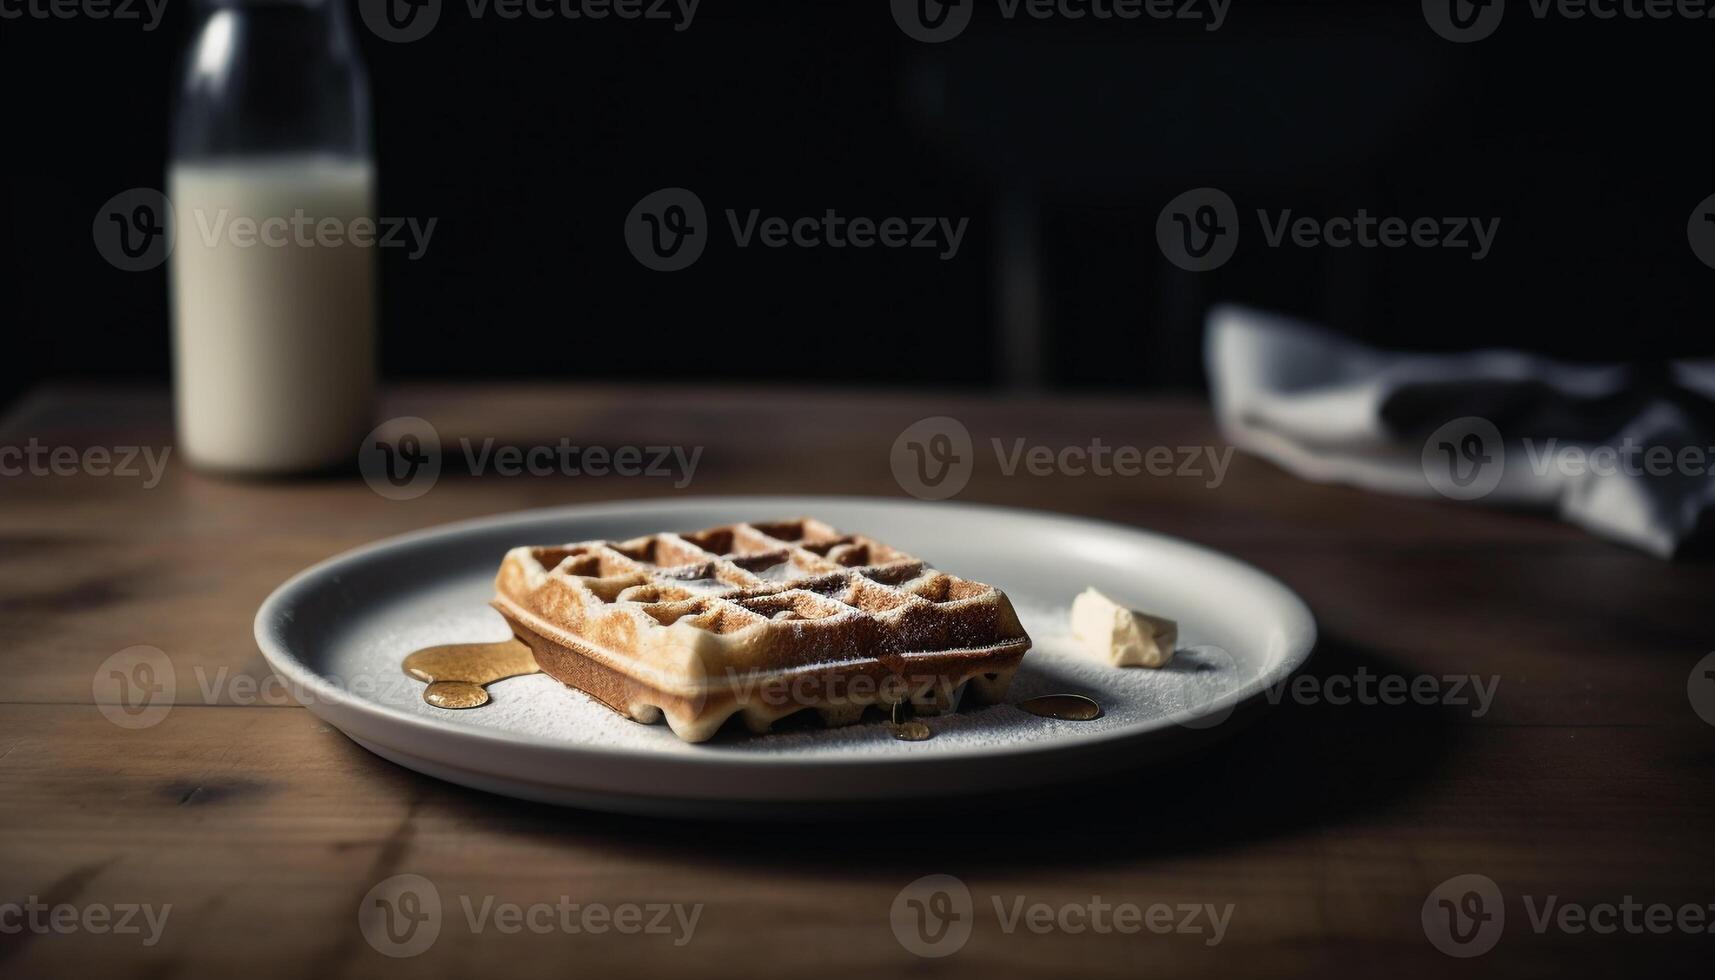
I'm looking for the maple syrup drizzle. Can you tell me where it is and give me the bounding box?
[885,699,933,741]
[889,720,933,741]
[1017,693,1103,721]
[403,638,539,709]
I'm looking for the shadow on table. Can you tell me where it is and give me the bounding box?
[393,630,1474,873]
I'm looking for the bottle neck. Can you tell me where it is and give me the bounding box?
[185,0,361,67]
[173,0,371,163]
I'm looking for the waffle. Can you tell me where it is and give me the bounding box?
[491,518,1032,742]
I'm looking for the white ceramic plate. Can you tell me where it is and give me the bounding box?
[255,496,1314,816]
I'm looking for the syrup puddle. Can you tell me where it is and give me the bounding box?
[885,701,933,741]
[888,720,933,741]
[403,638,539,709]
[882,692,1103,740]
[1017,693,1103,721]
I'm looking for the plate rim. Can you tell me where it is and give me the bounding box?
[254,494,1317,771]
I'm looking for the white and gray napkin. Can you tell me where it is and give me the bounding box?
[1205,305,1715,558]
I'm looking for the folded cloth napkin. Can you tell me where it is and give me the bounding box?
[1205,305,1715,558]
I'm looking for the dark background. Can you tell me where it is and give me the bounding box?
[2,0,1711,413]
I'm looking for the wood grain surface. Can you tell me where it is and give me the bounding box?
[2,384,1712,979]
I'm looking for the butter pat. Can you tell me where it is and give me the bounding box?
[1069,588,1177,668]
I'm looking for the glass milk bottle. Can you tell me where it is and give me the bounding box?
[169,0,376,473]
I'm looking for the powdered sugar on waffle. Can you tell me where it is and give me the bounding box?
[493,521,1033,740]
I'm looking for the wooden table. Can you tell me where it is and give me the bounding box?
[3,384,1711,978]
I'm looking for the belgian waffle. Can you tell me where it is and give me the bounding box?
[491,519,1032,742]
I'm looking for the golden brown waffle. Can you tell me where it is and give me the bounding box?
[491,518,1032,742]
